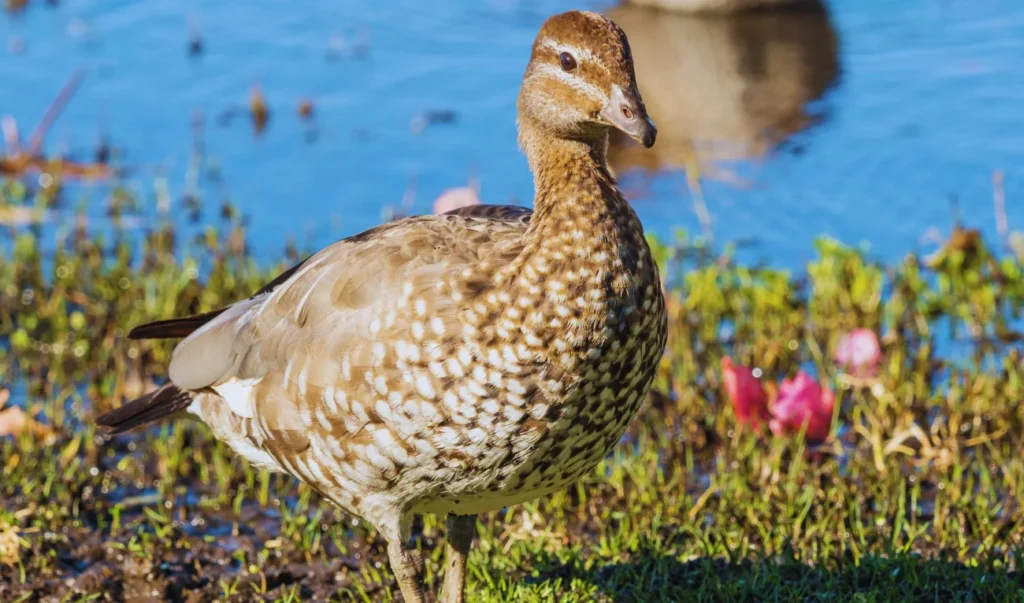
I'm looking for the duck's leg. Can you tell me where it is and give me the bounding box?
[387,540,426,603]
[438,513,476,603]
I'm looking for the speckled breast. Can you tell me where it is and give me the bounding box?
[417,273,668,515]
[513,285,666,483]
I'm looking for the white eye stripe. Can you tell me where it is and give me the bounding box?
[529,63,606,104]
[538,38,602,69]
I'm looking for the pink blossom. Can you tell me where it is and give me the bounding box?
[432,186,480,215]
[834,328,881,377]
[720,356,770,428]
[769,371,834,444]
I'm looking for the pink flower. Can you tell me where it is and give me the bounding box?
[432,186,480,215]
[721,356,770,428]
[834,328,881,377]
[769,371,834,444]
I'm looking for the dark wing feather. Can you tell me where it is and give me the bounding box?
[252,255,314,297]
[95,383,194,434]
[441,204,532,222]
[128,308,228,340]
[127,256,314,341]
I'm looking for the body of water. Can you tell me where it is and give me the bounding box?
[1,0,1023,267]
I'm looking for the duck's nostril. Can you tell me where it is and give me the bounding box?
[621,106,634,121]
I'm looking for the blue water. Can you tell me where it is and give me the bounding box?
[1,0,1023,267]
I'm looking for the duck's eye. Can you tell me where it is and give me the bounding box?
[559,52,577,72]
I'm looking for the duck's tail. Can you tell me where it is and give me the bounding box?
[96,383,194,434]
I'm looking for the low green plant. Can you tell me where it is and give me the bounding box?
[1,182,1023,600]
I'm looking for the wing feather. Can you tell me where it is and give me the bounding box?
[167,212,528,392]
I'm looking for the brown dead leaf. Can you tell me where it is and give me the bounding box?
[250,82,269,135]
[0,406,27,437]
[0,390,56,440]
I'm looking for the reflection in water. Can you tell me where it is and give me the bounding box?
[606,2,839,176]
[622,0,802,14]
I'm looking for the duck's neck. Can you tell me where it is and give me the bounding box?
[520,125,627,230]
[520,125,611,212]
[500,124,650,292]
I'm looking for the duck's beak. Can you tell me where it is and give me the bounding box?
[600,84,656,148]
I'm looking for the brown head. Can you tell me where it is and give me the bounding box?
[518,10,656,152]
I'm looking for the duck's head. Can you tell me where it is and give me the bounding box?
[518,10,656,151]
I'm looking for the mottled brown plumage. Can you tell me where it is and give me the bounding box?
[96,10,666,602]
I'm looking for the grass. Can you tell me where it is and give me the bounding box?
[2,176,1024,601]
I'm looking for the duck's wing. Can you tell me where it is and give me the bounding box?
[98,209,530,437]
[125,258,312,340]
[125,224,391,342]
[126,207,530,342]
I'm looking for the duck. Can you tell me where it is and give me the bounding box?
[96,10,666,602]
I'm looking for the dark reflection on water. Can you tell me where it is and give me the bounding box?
[607,1,839,173]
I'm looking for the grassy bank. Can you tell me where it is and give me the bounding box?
[2,191,1024,601]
